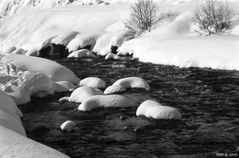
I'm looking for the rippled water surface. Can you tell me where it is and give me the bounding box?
[20,57,239,158]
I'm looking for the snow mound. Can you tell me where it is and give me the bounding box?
[104,77,150,94]
[59,86,103,103]
[136,100,182,120]
[78,94,136,111]
[79,77,106,89]
[0,110,26,136]
[2,54,80,84]
[67,49,96,58]
[0,90,23,119]
[60,120,76,132]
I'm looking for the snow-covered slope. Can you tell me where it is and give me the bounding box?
[0,0,238,70]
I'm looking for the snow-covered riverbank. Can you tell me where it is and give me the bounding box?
[0,0,238,70]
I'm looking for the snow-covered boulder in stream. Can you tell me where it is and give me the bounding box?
[60,120,76,132]
[0,90,23,119]
[105,53,121,60]
[59,86,103,103]
[78,95,136,111]
[136,100,182,120]
[0,110,26,136]
[104,77,150,94]
[79,77,106,89]
[66,34,97,52]
[1,54,80,84]
[67,49,96,58]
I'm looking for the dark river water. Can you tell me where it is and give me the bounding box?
[19,57,239,158]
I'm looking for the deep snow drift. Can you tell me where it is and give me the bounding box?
[0,0,239,70]
[0,55,79,104]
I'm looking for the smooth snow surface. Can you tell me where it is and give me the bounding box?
[0,126,70,158]
[0,90,23,119]
[79,77,106,89]
[136,100,182,120]
[2,54,80,84]
[59,86,103,103]
[78,95,136,111]
[0,0,239,70]
[104,77,150,94]
[0,110,26,136]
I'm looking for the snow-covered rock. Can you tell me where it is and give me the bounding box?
[67,34,97,52]
[78,94,136,111]
[136,100,182,120]
[79,77,106,89]
[105,53,121,60]
[67,49,96,58]
[0,110,26,136]
[59,86,103,103]
[60,120,76,132]
[104,77,150,94]
[0,90,23,119]
[2,54,80,84]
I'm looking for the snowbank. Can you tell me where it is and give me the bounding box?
[0,90,23,119]
[0,4,130,56]
[0,110,26,136]
[0,61,73,104]
[0,125,70,158]
[0,0,238,71]
[2,54,80,84]
[118,10,239,70]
